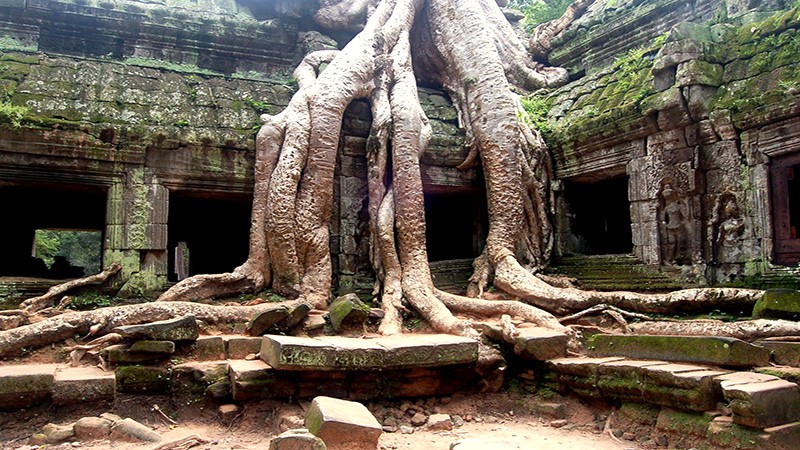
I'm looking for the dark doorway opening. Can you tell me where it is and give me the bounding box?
[0,181,106,278]
[167,191,252,281]
[770,153,800,265]
[564,176,633,255]
[424,191,487,262]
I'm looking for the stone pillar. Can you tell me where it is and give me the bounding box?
[104,168,168,297]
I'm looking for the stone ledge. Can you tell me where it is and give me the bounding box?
[0,364,58,410]
[260,334,478,371]
[589,334,771,368]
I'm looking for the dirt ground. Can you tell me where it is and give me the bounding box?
[0,391,634,450]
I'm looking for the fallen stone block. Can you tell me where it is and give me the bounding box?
[219,404,241,424]
[73,416,112,440]
[329,293,371,332]
[42,422,75,444]
[513,327,569,361]
[53,366,116,405]
[0,364,57,410]
[546,357,624,397]
[270,428,327,450]
[427,413,452,430]
[643,364,729,411]
[721,378,800,428]
[115,366,170,394]
[109,418,161,442]
[224,336,263,359]
[229,359,295,401]
[306,396,382,450]
[589,334,770,368]
[596,359,668,400]
[247,306,290,336]
[752,289,800,321]
[193,336,226,361]
[171,361,230,404]
[113,314,199,341]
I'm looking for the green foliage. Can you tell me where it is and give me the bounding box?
[0,100,28,127]
[243,98,273,114]
[123,57,221,76]
[510,0,574,32]
[67,292,113,311]
[519,96,553,135]
[34,229,103,274]
[173,120,190,127]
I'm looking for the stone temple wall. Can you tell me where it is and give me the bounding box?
[542,0,800,285]
[0,0,474,299]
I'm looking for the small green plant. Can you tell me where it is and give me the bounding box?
[0,101,29,127]
[244,98,273,114]
[67,292,113,310]
[173,120,190,127]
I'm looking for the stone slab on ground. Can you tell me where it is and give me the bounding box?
[269,428,327,450]
[52,366,116,405]
[718,373,800,428]
[0,364,57,410]
[229,359,295,401]
[589,334,770,368]
[305,396,381,450]
[513,327,569,361]
[113,314,199,341]
[261,334,478,371]
[171,361,230,402]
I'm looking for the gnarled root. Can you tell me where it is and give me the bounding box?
[19,263,122,313]
[0,300,307,359]
[630,319,800,341]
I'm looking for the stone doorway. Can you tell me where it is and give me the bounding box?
[423,190,488,262]
[167,191,251,281]
[562,176,633,255]
[0,181,106,278]
[770,152,800,265]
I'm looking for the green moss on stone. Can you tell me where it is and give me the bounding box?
[752,289,800,319]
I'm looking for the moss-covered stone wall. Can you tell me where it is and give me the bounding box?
[539,2,800,286]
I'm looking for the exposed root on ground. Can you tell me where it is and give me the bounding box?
[19,263,122,313]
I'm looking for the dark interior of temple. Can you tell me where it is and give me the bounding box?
[564,176,633,255]
[167,191,252,281]
[0,181,106,278]
[424,191,487,262]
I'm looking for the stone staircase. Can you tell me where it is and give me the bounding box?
[547,254,692,291]
[527,334,800,449]
[0,333,480,412]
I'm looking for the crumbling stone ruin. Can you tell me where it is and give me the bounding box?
[1,0,800,449]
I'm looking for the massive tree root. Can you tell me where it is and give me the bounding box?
[153,0,767,338]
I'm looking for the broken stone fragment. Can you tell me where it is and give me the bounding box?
[219,404,241,424]
[427,413,452,431]
[113,314,199,341]
[247,306,290,336]
[269,428,327,450]
[328,293,370,332]
[306,396,382,450]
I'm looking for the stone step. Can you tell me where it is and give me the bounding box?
[754,340,800,366]
[260,334,478,371]
[544,356,800,429]
[589,334,771,368]
[547,255,691,291]
[0,364,116,410]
